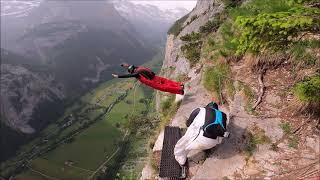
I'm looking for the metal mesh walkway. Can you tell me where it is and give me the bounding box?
[159,126,184,179]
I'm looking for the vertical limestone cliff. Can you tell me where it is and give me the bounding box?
[142,0,319,179]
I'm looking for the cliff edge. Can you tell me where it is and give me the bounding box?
[142,0,320,179]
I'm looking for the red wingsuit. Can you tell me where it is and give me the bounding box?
[117,66,184,95]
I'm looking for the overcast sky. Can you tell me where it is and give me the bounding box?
[131,1,197,11]
[0,0,197,17]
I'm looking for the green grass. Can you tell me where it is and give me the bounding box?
[294,75,320,102]
[14,171,47,180]
[244,127,271,156]
[223,176,230,180]
[44,120,121,169]
[203,63,233,102]
[201,20,239,61]
[226,79,235,100]
[228,0,293,19]
[244,132,257,156]
[239,83,257,115]
[280,122,292,134]
[159,95,180,128]
[288,135,299,149]
[11,82,149,179]
[161,95,176,113]
[7,57,163,180]
[31,158,90,180]
[107,85,147,125]
[117,138,149,177]
[290,40,320,67]
[279,122,300,149]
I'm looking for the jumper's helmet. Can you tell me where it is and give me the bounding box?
[128,65,135,73]
[206,102,218,110]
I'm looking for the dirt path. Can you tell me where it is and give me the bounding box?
[27,165,61,180]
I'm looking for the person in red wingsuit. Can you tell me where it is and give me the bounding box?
[112,63,184,95]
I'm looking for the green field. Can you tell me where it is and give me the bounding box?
[8,55,163,180]
[13,82,149,179]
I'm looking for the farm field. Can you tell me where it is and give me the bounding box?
[10,56,163,179]
[14,81,151,180]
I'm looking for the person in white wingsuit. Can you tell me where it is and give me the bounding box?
[174,102,230,165]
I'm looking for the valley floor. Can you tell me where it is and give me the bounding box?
[1,79,154,180]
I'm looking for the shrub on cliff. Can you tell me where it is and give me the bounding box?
[181,42,202,67]
[167,13,190,36]
[235,7,320,54]
[180,31,203,67]
[180,32,201,42]
[200,17,223,34]
[294,75,320,102]
[231,0,320,54]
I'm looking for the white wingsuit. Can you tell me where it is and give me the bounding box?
[174,107,228,165]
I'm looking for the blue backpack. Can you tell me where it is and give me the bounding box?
[203,108,226,133]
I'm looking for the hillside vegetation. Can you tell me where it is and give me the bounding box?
[146,0,320,179]
[177,0,319,113]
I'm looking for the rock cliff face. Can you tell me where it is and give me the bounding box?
[143,0,320,179]
[0,49,65,134]
[1,63,65,134]
[155,0,224,111]
[161,0,224,79]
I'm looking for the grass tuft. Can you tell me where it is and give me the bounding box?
[203,63,233,102]
[290,40,320,67]
[279,122,300,149]
[159,95,181,128]
[294,75,320,102]
[288,135,299,149]
[280,122,292,134]
[244,126,271,156]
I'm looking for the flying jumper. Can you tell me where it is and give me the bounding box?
[112,63,184,95]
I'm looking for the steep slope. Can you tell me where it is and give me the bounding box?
[144,0,320,179]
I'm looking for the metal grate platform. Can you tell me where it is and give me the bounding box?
[159,126,184,179]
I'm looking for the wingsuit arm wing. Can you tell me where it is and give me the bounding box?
[117,73,139,78]
[186,108,200,127]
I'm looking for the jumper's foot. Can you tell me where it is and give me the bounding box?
[175,94,184,103]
